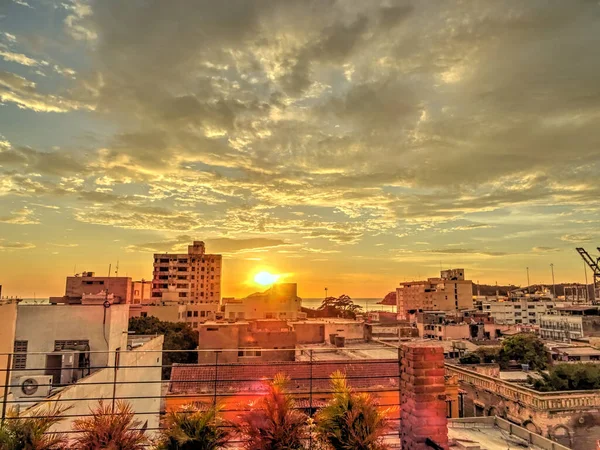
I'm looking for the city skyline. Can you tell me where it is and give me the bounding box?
[1,1,600,298]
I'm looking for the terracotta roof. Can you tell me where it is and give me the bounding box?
[169,359,400,395]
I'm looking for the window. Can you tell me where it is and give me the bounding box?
[13,341,28,369]
[179,292,188,298]
[141,312,148,317]
[200,311,206,317]
[187,311,192,317]
[54,340,89,351]
[193,311,198,317]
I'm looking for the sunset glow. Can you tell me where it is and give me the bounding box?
[254,272,280,286]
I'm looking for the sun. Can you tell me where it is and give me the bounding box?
[254,271,280,286]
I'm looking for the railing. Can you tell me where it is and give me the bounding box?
[446,363,600,411]
[0,343,404,448]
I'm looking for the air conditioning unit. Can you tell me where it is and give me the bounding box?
[14,375,53,400]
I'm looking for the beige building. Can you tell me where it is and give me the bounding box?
[0,302,163,437]
[51,272,133,304]
[197,320,297,364]
[482,295,564,325]
[152,241,222,306]
[396,269,473,320]
[131,280,152,304]
[223,283,301,321]
[539,306,600,341]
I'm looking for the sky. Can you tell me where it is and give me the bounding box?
[1,0,599,299]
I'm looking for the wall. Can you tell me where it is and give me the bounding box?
[12,304,129,383]
[129,304,181,322]
[322,320,365,341]
[224,283,301,321]
[66,276,132,303]
[0,302,17,400]
[22,336,163,439]
[131,281,152,305]
[292,322,325,344]
[447,363,600,449]
[197,323,241,364]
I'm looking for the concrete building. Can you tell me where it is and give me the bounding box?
[0,302,163,437]
[152,240,222,306]
[223,283,301,321]
[196,320,297,364]
[131,280,152,304]
[482,294,566,325]
[539,306,600,341]
[396,269,473,321]
[51,272,133,304]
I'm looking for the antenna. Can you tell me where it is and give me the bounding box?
[526,267,530,294]
[115,260,119,277]
[108,263,112,278]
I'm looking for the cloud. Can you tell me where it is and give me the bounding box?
[0,240,35,250]
[428,248,510,257]
[0,71,92,112]
[125,236,288,253]
[532,246,561,253]
[560,234,595,243]
[0,208,38,224]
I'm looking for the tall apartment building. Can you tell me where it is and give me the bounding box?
[481,295,561,325]
[151,241,222,307]
[396,269,473,320]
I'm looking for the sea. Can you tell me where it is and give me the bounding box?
[17,297,396,312]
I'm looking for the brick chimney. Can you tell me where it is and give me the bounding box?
[399,343,449,450]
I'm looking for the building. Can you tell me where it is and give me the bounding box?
[0,301,163,436]
[197,319,297,364]
[447,362,600,448]
[539,306,600,341]
[549,344,600,363]
[223,283,301,321]
[152,240,222,306]
[482,294,565,325]
[131,280,152,304]
[50,272,133,304]
[396,269,473,320]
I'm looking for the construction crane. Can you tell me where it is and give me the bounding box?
[576,247,600,303]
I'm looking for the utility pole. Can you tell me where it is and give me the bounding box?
[550,263,556,297]
[584,260,590,302]
[526,267,531,295]
[324,287,328,299]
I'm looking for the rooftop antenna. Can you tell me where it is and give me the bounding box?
[526,267,531,294]
[115,260,119,277]
[550,263,556,297]
[108,263,112,278]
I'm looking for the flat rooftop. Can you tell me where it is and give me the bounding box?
[448,417,570,450]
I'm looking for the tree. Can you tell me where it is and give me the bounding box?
[71,400,149,450]
[157,404,229,450]
[498,334,548,370]
[0,404,68,450]
[317,295,362,319]
[475,347,500,364]
[316,371,390,450]
[236,374,307,450]
[530,364,600,392]
[459,353,481,365]
[129,316,199,379]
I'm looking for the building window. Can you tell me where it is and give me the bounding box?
[54,340,89,351]
[13,341,28,370]
[179,292,188,298]
[200,311,206,317]
[187,311,192,317]
[193,311,198,317]
[141,312,148,317]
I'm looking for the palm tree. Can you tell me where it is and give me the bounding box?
[70,400,149,450]
[0,403,68,450]
[236,373,307,450]
[156,403,229,450]
[316,371,390,450]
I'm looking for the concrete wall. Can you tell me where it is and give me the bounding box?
[129,304,182,322]
[22,336,163,439]
[323,320,365,341]
[198,323,241,364]
[66,276,132,303]
[132,281,152,305]
[292,322,326,344]
[12,304,129,384]
[0,302,17,399]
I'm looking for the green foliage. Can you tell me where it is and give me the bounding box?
[459,353,481,364]
[475,347,500,364]
[531,364,600,392]
[236,373,308,450]
[129,316,199,379]
[316,295,362,319]
[71,400,149,450]
[156,404,229,450]
[498,334,547,370]
[0,404,68,450]
[316,371,390,450]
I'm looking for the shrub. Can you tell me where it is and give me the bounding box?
[236,373,307,450]
[316,371,390,450]
[156,404,229,450]
[531,363,600,392]
[70,400,149,450]
[0,404,67,450]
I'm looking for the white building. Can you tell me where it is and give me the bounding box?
[0,301,163,436]
[482,295,568,325]
[539,306,600,341]
[152,241,222,307]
